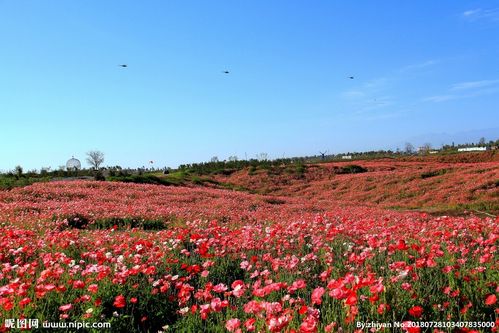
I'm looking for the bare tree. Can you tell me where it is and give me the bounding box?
[421,143,432,154]
[228,155,238,162]
[256,152,268,161]
[404,142,414,154]
[86,150,105,170]
[479,137,486,146]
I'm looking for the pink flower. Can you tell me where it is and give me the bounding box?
[267,314,291,332]
[59,303,73,312]
[300,316,318,333]
[225,318,241,332]
[213,283,228,293]
[244,300,262,314]
[324,322,337,332]
[311,287,325,305]
[288,279,307,293]
[210,297,223,312]
[231,280,246,298]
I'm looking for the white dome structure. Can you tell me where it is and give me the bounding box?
[66,157,81,171]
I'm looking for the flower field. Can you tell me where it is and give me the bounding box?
[0,176,498,332]
[214,159,499,213]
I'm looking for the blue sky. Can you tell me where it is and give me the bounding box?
[1,1,498,171]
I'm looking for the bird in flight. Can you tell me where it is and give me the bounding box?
[348,76,354,79]
[222,70,230,74]
[119,64,128,68]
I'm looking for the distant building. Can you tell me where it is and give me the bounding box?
[429,151,439,154]
[342,155,352,160]
[66,157,81,171]
[457,147,487,152]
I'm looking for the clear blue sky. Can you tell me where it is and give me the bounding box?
[1,1,498,171]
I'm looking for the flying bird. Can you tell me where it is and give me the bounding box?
[222,70,230,74]
[119,64,128,68]
[348,76,354,79]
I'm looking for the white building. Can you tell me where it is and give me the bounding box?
[342,155,352,159]
[457,147,487,152]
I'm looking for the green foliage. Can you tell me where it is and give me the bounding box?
[0,174,50,190]
[248,165,257,175]
[295,162,306,178]
[94,170,106,181]
[14,165,23,178]
[91,217,166,230]
[334,164,368,174]
[107,174,180,186]
[178,158,295,176]
[59,214,167,230]
[65,214,90,229]
[263,198,286,205]
[421,169,448,179]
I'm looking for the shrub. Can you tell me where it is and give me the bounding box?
[295,163,306,178]
[91,217,166,230]
[64,214,90,229]
[421,169,447,179]
[334,164,368,174]
[248,165,257,175]
[94,170,106,181]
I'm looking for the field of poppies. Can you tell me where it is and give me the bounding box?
[0,161,498,332]
[213,158,499,214]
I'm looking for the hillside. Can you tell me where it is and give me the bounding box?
[211,155,499,215]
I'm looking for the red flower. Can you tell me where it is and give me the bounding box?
[345,292,357,306]
[113,295,126,308]
[485,294,497,306]
[73,280,85,289]
[408,305,423,318]
[401,321,421,333]
[87,284,98,294]
[244,318,256,331]
[19,298,31,307]
[144,266,156,275]
[1,299,14,311]
[300,316,318,333]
